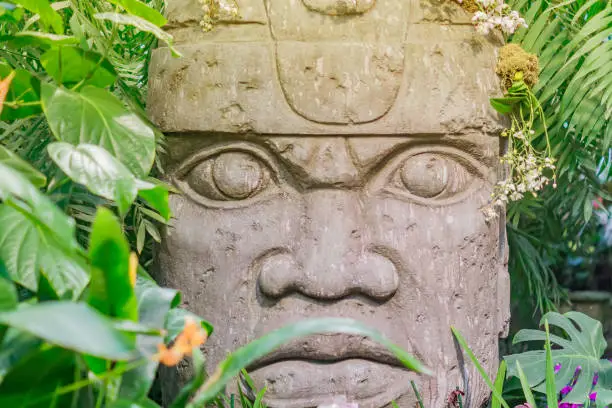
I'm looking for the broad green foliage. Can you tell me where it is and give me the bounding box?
[0,302,137,360]
[505,311,612,403]
[42,83,156,177]
[41,45,117,87]
[507,0,612,313]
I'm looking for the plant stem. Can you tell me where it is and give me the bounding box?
[411,380,425,408]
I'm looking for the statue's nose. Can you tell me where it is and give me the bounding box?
[257,191,399,301]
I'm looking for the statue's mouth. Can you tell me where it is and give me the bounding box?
[245,334,418,408]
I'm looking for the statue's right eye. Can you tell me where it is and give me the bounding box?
[175,144,282,207]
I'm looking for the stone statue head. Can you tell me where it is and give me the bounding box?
[148,0,510,407]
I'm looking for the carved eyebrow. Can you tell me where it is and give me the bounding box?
[347,137,498,175]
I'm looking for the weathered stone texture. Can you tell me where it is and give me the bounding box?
[149,1,509,407]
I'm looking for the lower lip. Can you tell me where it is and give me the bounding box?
[248,358,414,408]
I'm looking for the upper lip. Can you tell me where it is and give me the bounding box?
[247,333,413,371]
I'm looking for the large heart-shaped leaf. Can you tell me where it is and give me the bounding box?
[48,142,138,216]
[41,83,156,177]
[0,163,88,295]
[11,0,64,34]
[0,145,46,188]
[505,311,612,403]
[0,301,137,360]
[0,347,76,408]
[41,46,117,88]
[48,143,170,218]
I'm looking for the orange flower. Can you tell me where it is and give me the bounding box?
[154,317,208,367]
[0,71,16,117]
[128,252,138,288]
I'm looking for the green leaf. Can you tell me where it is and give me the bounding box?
[517,361,537,408]
[0,145,46,188]
[0,31,78,48]
[544,320,559,408]
[0,276,17,343]
[0,301,137,360]
[451,326,510,408]
[165,308,213,343]
[106,0,167,27]
[48,143,138,217]
[117,276,180,401]
[0,347,76,408]
[94,12,182,58]
[11,0,64,33]
[41,83,156,177]
[0,163,87,295]
[135,275,180,328]
[41,46,117,88]
[505,311,612,403]
[492,360,507,408]
[187,318,430,407]
[0,62,41,120]
[490,98,515,114]
[109,399,161,408]
[0,276,16,312]
[136,179,171,221]
[88,208,138,322]
[0,328,43,383]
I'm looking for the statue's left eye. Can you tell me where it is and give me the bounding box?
[369,149,485,206]
[175,145,281,207]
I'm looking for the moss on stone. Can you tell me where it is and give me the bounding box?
[495,44,539,90]
[460,0,479,13]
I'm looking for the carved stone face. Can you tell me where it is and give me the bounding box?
[148,1,510,407]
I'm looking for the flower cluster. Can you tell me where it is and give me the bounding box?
[492,146,556,205]
[197,0,239,32]
[483,126,556,222]
[154,317,208,366]
[471,0,528,35]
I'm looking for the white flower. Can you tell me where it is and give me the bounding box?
[500,16,517,33]
[510,192,523,201]
[472,11,488,21]
[476,21,495,34]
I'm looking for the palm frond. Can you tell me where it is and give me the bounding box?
[506,0,612,314]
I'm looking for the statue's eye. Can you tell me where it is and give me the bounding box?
[175,145,281,207]
[369,149,486,206]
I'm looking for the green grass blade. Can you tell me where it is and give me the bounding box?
[493,360,507,408]
[411,380,425,408]
[451,326,510,408]
[517,361,537,408]
[545,320,559,408]
[188,318,430,407]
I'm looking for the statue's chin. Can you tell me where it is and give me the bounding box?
[249,359,416,408]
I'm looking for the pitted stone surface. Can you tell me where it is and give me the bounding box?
[149,1,509,407]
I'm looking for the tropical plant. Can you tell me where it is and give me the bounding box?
[455,311,612,408]
[504,0,612,314]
